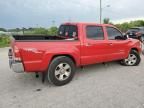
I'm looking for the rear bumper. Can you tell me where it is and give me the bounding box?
[8,49,24,73]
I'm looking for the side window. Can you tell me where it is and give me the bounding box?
[86,26,104,40]
[106,27,123,40]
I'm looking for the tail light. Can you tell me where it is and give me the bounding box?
[14,46,21,61]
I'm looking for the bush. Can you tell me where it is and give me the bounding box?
[0,35,10,48]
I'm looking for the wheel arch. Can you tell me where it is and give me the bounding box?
[125,47,139,59]
[51,54,77,66]
[131,48,139,52]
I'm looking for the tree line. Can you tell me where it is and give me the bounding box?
[6,26,58,36]
[103,18,144,32]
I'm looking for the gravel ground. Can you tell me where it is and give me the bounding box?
[0,47,144,108]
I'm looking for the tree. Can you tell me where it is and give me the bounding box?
[103,18,110,24]
[0,28,7,32]
[16,28,20,33]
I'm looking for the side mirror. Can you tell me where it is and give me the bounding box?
[123,35,128,39]
[115,36,127,40]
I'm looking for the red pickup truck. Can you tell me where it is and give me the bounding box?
[9,22,142,86]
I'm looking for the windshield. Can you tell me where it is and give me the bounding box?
[58,25,78,38]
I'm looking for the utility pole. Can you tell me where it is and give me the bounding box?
[100,0,110,24]
[100,0,102,24]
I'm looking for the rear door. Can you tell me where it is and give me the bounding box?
[81,25,108,65]
[106,26,130,61]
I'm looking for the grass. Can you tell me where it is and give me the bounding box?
[0,35,10,48]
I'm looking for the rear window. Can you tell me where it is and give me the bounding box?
[58,25,78,38]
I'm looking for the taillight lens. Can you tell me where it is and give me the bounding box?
[14,46,21,61]
[14,46,19,53]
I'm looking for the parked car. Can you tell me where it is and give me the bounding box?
[126,27,144,42]
[8,22,142,86]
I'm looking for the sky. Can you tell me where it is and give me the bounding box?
[0,0,144,29]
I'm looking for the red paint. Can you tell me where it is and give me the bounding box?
[10,22,142,72]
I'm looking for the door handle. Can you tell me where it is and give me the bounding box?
[85,43,93,46]
[109,43,113,46]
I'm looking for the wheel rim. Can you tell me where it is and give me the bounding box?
[55,63,71,81]
[124,54,137,65]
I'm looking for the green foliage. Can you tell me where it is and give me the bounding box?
[115,20,144,32]
[10,26,58,36]
[103,18,144,32]
[0,35,10,48]
[115,22,130,32]
[48,27,58,36]
[33,28,48,35]
[0,28,7,32]
[0,26,58,48]
[103,18,110,24]
[8,28,18,32]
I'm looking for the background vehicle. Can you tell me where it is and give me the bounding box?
[126,27,144,42]
[9,22,142,86]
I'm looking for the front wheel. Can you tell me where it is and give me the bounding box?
[120,50,141,66]
[47,56,76,86]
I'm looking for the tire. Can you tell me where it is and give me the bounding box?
[120,50,141,66]
[47,56,76,86]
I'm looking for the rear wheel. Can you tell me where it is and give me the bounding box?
[120,50,141,66]
[47,56,76,86]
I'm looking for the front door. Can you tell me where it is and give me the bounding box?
[106,26,130,61]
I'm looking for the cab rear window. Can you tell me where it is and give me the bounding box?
[58,25,78,38]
